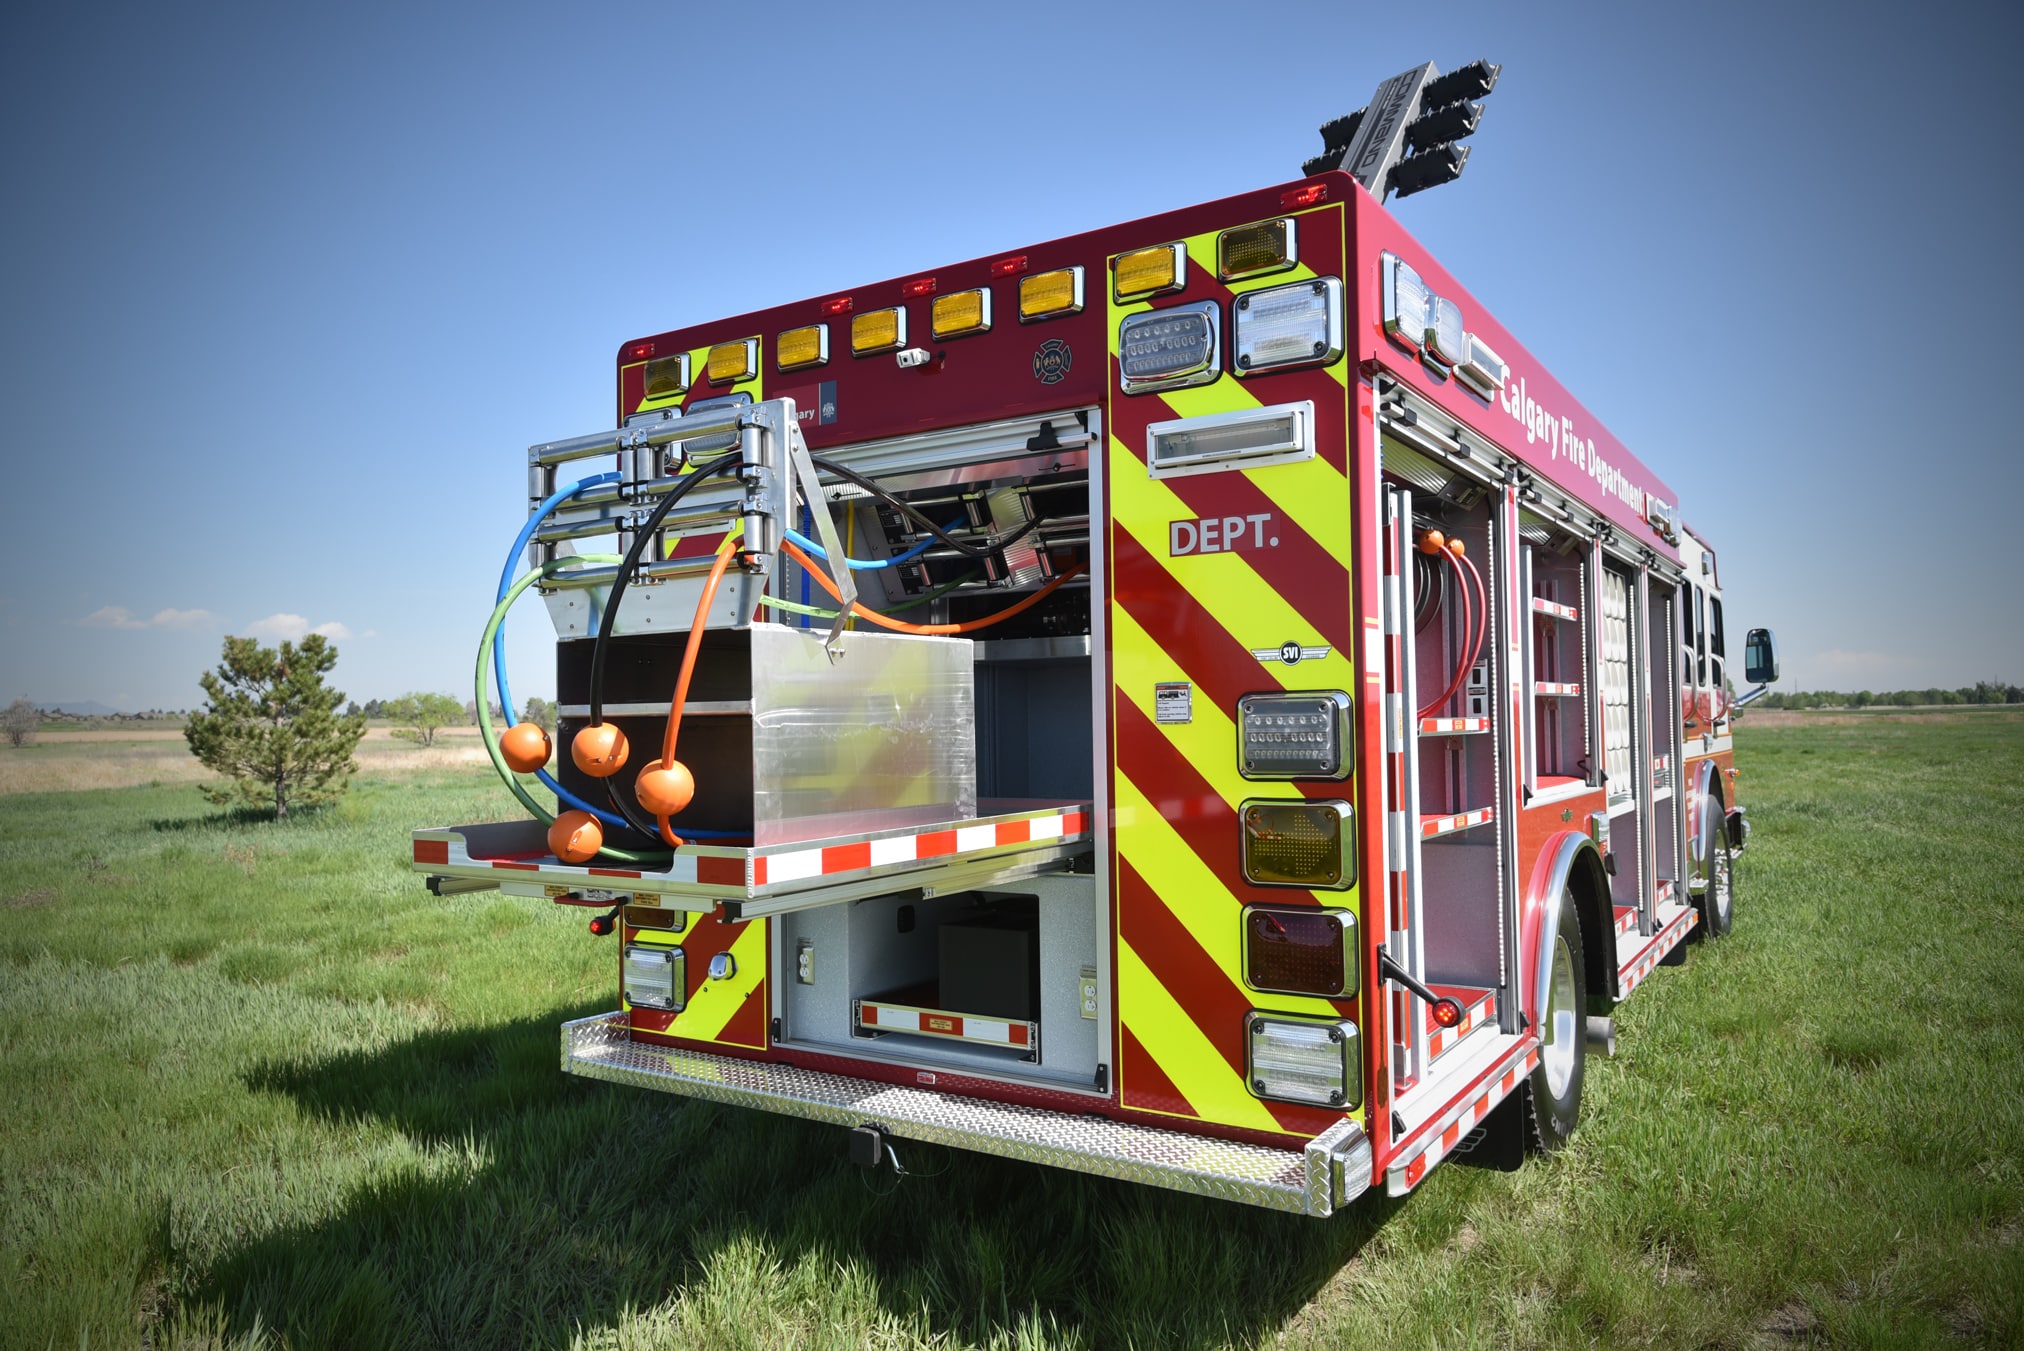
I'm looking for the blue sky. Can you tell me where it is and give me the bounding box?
[3,0,2019,710]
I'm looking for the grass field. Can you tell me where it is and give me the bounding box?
[1,713,2020,1348]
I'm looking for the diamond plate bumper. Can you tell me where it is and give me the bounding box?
[562,1012,1371,1216]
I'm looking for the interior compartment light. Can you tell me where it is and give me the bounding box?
[1241,799,1353,890]
[1246,1013,1361,1108]
[1233,277,1344,375]
[623,944,685,1012]
[705,338,758,385]
[1218,218,1297,280]
[1019,266,1084,321]
[1113,242,1187,301]
[1424,295,1466,370]
[851,306,906,356]
[776,324,828,372]
[1244,906,1356,997]
[930,288,991,340]
[643,352,691,399]
[1381,251,1428,355]
[1146,400,1312,480]
[1118,300,1220,394]
[1455,332,1509,398]
[1237,689,1353,779]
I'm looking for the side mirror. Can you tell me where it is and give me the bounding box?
[1745,628,1779,684]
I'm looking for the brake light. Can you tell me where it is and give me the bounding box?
[1244,906,1355,997]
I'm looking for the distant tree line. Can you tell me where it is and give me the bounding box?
[1754,681,2022,710]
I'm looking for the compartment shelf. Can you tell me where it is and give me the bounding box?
[1419,716,1490,735]
[1530,596,1579,621]
[1419,807,1493,839]
[855,987,1037,1055]
[1534,681,1581,697]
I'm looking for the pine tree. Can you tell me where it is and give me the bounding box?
[184,634,367,818]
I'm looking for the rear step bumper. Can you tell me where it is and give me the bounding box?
[562,1012,1371,1216]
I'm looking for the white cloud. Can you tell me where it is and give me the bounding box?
[75,605,217,630]
[244,614,360,643]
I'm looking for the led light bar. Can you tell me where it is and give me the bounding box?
[1218,218,1297,281]
[851,306,906,356]
[1241,798,1353,890]
[776,324,828,372]
[1147,400,1312,481]
[1455,332,1508,397]
[1237,689,1352,779]
[1019,266,1084,321]
[623,944,685,1012]
[705,338,758,385]
[1244,906,1356,998]
[1233,277,1344,376]
[930,288,991,340]
[642,352,690,400]
[1114,242,1187,301]
[1246,1013,1361,1108]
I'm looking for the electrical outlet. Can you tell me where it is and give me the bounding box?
[796,939,815,985]
[1080,965,1098,1019]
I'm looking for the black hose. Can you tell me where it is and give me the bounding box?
[809,455,1042,560]
[586,455,745,727]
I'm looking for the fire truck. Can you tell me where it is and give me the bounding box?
[415,61,1780,1215]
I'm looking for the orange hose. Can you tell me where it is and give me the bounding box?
[652,530,741,847]
[781,538,1084,635]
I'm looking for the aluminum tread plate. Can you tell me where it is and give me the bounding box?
[562,1013,1366,1215]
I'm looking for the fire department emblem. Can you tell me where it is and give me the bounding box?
[1032,339,1072,385]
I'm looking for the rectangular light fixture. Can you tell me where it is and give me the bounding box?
[1019,266,1084,321]
[705,338,758,385]
[1233,276,1343,376]
[851,306,906,356]
[1246,1013,1361,1108]
[930,288,991,340]
[1113,242,1187,301]
[1455,332,1509,398]
[1118,300,1220,394]
[623,944,685,1011]
[1381,251,1428,355]
[1244,906,1356,998]
[1237,689,1352,779]
[1146,399,1312,480]
[1423,295,1466,370]
[1241,798,1354,890]
[1218,218,1297,281]
[776,324,828,372]
[642,352,690,399]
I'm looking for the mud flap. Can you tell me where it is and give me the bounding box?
[1449,1091,1527,1173]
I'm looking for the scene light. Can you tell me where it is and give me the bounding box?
[1233,277,1344,375]
[1246,1014,1361,1108]
[623,944,684,1011]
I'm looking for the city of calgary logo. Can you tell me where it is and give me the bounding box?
[1032,339,1072,385]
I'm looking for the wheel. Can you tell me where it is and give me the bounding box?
[1698,827,1735,939]
[1524,884,1587,1152]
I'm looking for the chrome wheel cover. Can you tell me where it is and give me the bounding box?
[1542,930,1579,1099]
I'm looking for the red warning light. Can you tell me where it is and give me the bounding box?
[990,255,1029,278]
[901,277,937,298]
[821,296,853,316]
[588,914,615,937]
[628,341,656,359]
[1431,998,1463,1028]
[1281,184,1328,209]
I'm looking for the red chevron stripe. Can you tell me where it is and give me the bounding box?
[1117,854,1250,1078]
[1120,1023,1196,1118]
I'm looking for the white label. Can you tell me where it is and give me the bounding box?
[1154,682,1193,724]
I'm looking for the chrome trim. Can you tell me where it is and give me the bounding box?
[560,1013,1367,1215]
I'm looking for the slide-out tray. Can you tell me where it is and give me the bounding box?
[413,800,1092,918]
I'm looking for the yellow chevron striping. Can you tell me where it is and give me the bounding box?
[1111,607,1284,813]
[1115,772,1349,1022]
[1107,436,1356,692]
[1118,935,1281,1133]
[668,920,768,1045]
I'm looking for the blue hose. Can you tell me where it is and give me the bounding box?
[783,520,956,570]
[492,471,743,838]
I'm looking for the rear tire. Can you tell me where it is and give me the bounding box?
[1524,885,1587,1152]
[1698,829,1734,939]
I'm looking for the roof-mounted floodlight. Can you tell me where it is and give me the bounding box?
[1301,59,1500,204]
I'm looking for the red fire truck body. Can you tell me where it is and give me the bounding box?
[416,164,1755,1215]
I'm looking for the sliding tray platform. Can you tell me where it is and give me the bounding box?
[413,799,1093,919]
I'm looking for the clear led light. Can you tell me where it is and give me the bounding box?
[1424,295,1466,370]
[1247,1014,1360,1108]
[1455,332,1509,398]
[623,944,684,1011]
[1147,401,1312,479]
[1233,277,1343,375]
[1382,252,1428,354]
[1237,690,1352,779]
[1117,300,1220,393]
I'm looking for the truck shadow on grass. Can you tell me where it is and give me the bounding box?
[222,1008,1393,1349]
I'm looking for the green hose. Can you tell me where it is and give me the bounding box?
[475,554,669,865]
[758,570,983,621]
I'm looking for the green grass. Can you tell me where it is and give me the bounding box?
[1,716,2020,1349]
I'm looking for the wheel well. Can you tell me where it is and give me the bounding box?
[1567,848,1615,1015]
